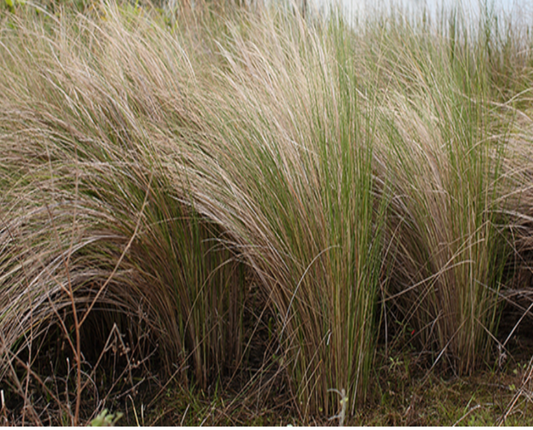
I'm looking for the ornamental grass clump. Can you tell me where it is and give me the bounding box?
[371,12,509,374]
[173,10,386,417]
[3,0,533,424]
[0,6,248,423]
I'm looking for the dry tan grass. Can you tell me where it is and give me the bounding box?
[1,0,533,424]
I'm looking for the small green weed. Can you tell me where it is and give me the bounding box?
[90,409,123,427]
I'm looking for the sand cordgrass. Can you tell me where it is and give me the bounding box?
[177,11,387,417]
[367,13,510,374]
[0,6,249,424]
[1,0,533,423]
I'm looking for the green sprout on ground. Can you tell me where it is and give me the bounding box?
[90,409,123,427]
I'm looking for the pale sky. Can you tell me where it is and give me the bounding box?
[309,0,531,24]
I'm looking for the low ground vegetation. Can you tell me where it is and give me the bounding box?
[2,0,533,424]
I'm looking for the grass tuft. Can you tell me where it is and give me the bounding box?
[1,0,533,424]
